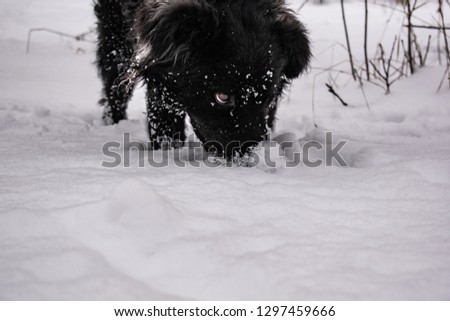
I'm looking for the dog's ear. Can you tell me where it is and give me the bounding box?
[134,1,220,70]
[272,6,311,79]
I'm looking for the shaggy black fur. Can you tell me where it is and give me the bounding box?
[95,0,310,156]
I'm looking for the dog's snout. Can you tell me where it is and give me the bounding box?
[189,98,272,157]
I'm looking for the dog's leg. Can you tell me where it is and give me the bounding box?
[94,0,136,124]
[146,82,186,150]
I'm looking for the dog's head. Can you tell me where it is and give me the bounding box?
[133,0,310,156]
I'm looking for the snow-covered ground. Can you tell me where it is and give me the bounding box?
[1,0,449,300]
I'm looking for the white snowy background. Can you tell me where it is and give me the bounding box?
[0,0,449,300]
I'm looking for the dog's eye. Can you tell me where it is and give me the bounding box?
[214,92,234,106]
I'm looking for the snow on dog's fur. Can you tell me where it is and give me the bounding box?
[95,0,310,156]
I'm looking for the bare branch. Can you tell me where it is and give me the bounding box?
[326,84,348,107]
[405,24,450,30]
[26,27,95,54]
[297,0,309,12]
[340,0,357,80]
[364,0,370,81]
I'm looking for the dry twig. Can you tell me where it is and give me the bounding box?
[26,27,95,54]
[326,84,348,107]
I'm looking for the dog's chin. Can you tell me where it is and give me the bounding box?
[203,140,262,158]
[191,123,268,157]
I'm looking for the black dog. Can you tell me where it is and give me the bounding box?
[95,0,310,156]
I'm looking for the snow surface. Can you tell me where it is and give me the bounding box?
[1,0,450,300]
